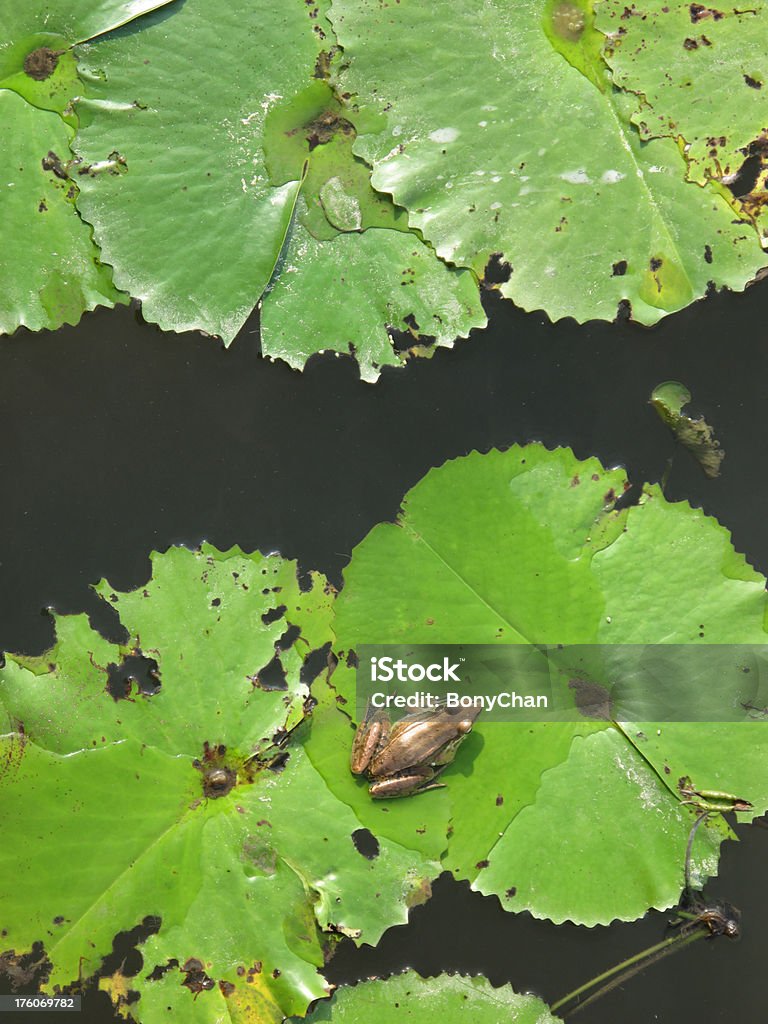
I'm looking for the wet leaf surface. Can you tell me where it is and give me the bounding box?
[309,445,768,925]
[0,545,438,1022]
[597,0,768,241]
[0,0,177,334]
[329,0,768,325]
[299,971,558,1024]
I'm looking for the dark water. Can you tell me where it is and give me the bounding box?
[1,281,767,1020]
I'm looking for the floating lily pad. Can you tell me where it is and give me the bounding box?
[312,444,768,925]
[260,216,486,382]
[0,545,439,1022]
[329,0,767,324]
[75,21,484,375]
[0,0,174,334]
[73,0,325,343]
[0,89,125,335]
[301,971,558,1024]
[597,0,768,241]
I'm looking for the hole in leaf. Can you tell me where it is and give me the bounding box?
[301,642,332,686]
[252,655,288,691]
[296,567,314,593]
[146,959,178,983]
[483,252,512,284]
[261,604,287,626]
[351,828,381,859]
[725,153,763,198]
[105,653,161,701]
[276,624,301,650]
[97,916,161,980]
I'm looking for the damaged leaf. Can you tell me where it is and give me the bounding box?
[310,444,768,925]
[0,0,176,115]
[651,380,725,478]
[596,0,768,242]
[302,971,558,1024]
[0,0,175,334]
[259,81,486,379]
[260,215,486,382]
[74,14,484,377]
[0,90,125,334]
[329,0,768,325]
[0,545,439,1022]
[73,0,324,343]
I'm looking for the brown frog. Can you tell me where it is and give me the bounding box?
[350,701,481,798]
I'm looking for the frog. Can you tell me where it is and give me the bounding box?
[349,701,481,798]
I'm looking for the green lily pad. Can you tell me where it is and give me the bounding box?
[651,380,725,478]
[0,1,175,114]
[329,0,768,324]
[0,89,125,334]
[0,545,439,1022]
[260,216,486,382]
[596,0,768,241]
[73,0,325,343]
[314,444,768,925]
[301,971,558,1024]
[0,1,173,334]
[74,16,485,376]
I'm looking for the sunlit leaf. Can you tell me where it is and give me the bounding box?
[0,0,171,334]
[0,545,438,1022]
[596,0,768,242]
[301,971,558,1024]
[0,89,124,334]
[329,0,767,324]
[311,444,768,924]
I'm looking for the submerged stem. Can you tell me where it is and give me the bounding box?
[564,928,707,1016]
[550,924,704,1015]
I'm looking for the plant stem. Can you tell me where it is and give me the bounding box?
[560,928,707,1017]
[549,924,707,1016]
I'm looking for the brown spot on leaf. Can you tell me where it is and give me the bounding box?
[569,678,613,720]
[193,742,237,799]
[41,151,68,180]
[0,943,51,990]
[689,2,723,20]
[181,958,215,997]
[24,47,61,81]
